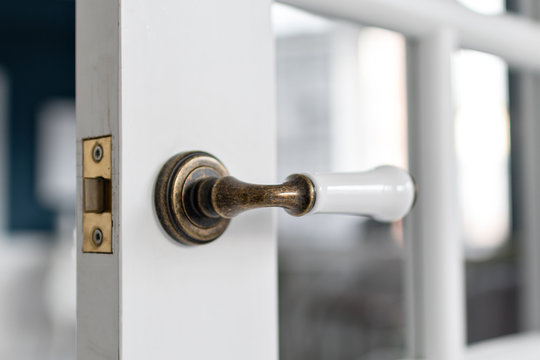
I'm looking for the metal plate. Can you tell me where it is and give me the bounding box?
[83,135,112,253]
[83,136,111,178]
[83,212,112,253]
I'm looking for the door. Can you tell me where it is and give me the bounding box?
[77,0,540,359]
[77,0,277,359]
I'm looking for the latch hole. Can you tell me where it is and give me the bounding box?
[84,177,112,213]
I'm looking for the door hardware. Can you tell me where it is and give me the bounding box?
[154,151,416,245]
[82,136,112,253]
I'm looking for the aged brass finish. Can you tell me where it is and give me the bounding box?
[154,151,315,245]
[83,213,112,253]
[83,136,113,253]
[154,152,231,245]
[196,175,315,218]
[83,136,111,178]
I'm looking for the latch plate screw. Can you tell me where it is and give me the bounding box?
[93,144,103,162]
[92,228,103,247]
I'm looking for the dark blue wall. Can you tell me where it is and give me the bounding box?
[0,0,75,233]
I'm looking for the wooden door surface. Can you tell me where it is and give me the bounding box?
[77,1,277,359]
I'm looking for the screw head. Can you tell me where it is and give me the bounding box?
[92,228,103,246]
[92,144,103,162]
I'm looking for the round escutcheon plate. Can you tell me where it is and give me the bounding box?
[154,151,230,245]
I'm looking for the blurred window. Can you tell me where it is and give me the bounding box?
[274,4,407,359]
[274,1,520,357]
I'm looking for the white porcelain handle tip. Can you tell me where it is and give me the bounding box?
[306,166,416,222]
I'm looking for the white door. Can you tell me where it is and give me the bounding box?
[77,0,540,359]
[77,0,279,359]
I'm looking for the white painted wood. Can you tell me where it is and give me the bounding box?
[306,166,415,221]
[466,332,540,360]
[77,0,277,359]
[402,333,540,360]
[76,0,120,358]
[513,71,540,332]
[405,30,465,360]
[512,0,540,334]
[281,0,540,70]
[118,0,277,359]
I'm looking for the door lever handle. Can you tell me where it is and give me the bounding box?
[154,151,416,245]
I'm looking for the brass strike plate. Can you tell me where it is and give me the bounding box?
[83,136,112,253]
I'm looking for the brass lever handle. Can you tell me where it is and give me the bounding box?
[194,175,315,219]
[154,151,416,245]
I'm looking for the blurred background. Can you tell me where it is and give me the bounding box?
[0,1,76,359]
[275,0,525,359]
[0,0,535,359]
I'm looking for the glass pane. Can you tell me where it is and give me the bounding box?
[274,1,537,356]
[274,4,407,359]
